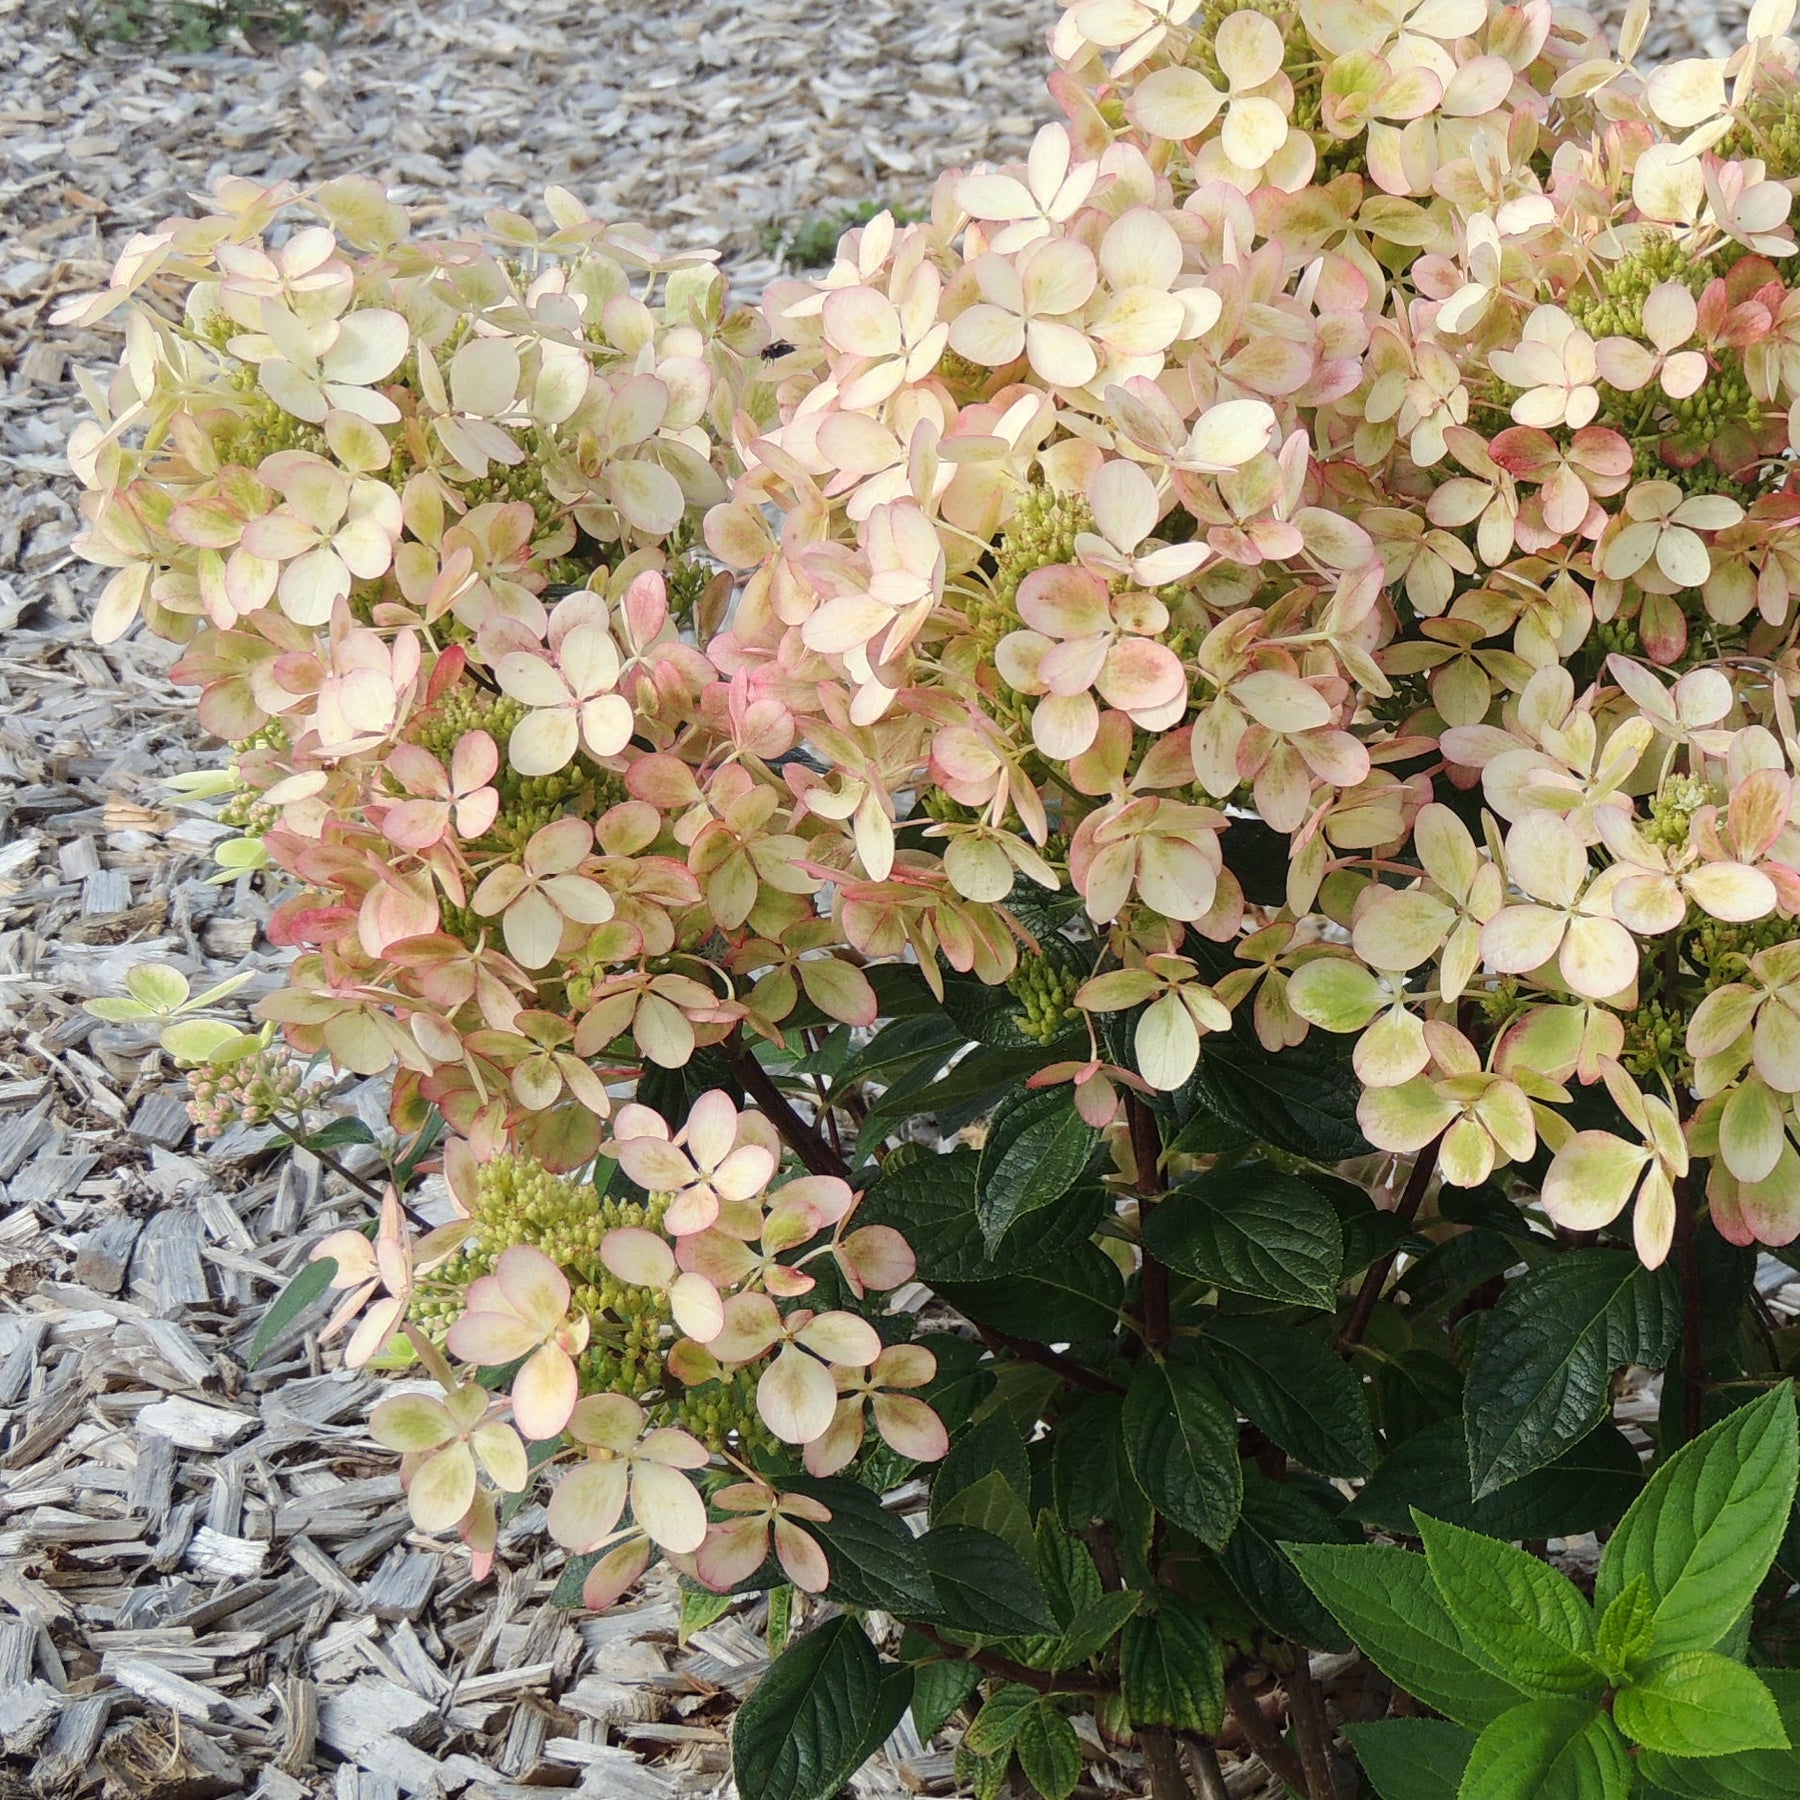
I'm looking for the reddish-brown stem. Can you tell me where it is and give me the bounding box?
[1181,1735,1231,1800]
[1286,1649,1341,1800]
[1335,1133,1444,1356]
[1126,1093,1171,1355]
[1225,1679,1309,1793]
[975,1323,1125,1395]
[908,1623,1112,1697]
[1139,1725,1190,1800]
[1673,1170,1705,1442]
[723,1036,851,1180]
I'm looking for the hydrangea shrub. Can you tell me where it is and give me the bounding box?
[63,0,1800,1792]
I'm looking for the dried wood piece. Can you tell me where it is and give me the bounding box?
[137,1396,254,1452]
[129,1208,210,1310]
[31,1691,112,1793]
[363,1549,439,1621]
[73,1212,144,1294]
[96,1712,244,1800]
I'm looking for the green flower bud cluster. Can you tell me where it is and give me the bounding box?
[234,718,292,756]
[459,453,559,528]
[219,791,278,837]
[1590,615,1644,659]
[1007,951,1085,1043]
[185,1046,319,1139]
[670,1365,775,1457]
[1620,997,1688,1083]
[1644,774,1714,848]
[409,688,527,763]
[1566,235,1711,341]
[1689,913,1799,990]
[211,362,331,468]
[665,552,717,626]
[1716,79,1800,180]
[491,762,626,852]
[917,787,978,825]
[990,487,1094,618]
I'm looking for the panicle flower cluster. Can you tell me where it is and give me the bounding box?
[67,0,1800,1595]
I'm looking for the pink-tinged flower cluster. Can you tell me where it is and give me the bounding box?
[66,0,1800,1600]
[322,1093,933,1607]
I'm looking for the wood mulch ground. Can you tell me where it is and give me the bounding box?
[0,0,1760,1795]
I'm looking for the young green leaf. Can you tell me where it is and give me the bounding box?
[1457,1699,1631,1800]
[1121,1359,1243,1548]
[1595,1384,1799,1656]
[936,1471,1035,1566]
[934,1406,1030,1512]
[1285,1542,1530,1729]
[975,1085,1100,1248]
[1015,1701,1083,1800]
[1346,1718,1476,1800]
[1118,1594,1225,1733]
[963,1683,1038,1757]
[1594,1574,1657,1681]
[1614,1653,1790,1758]
[731,1616,891,1800]
[249,1253,339,1366]
[1035,1589,1141,1672]
[1142,1168,1344,1310]
[1414,1513,1601,1699]
[1202,1315,1375,1477]
[1464,1251,1677,1498]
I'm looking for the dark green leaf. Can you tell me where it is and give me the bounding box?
[1038,1589,1141,1671]
[936,1471,1034,1565]
[936,1242,1123,1344]
[1346,1719,1475,1800]
[1595,1384,1799,1656]
[920,1526,1054,1636]
[909,1658,980,1744]
[731,1616,884,1800]
[1015,1703,1082,1800]
[1414,1514,1600,1699]
[287,1116,375,1151]
[935,1406,1031,1514]
[1202,1315,1374,1477]
[1285,1542,1530,1729]
[1119,1593,1224,1733]
[1144,1168,1344,1310]
[858,1152,1104,1283]
[1372,1347,1465,1447]
[837,1012,964,1086]
[1457,1700,1630,1800]
[1052,1392,1126,1531]
[1188,1022,1368,1161]
[976,1086,1100,1248]
[1121,1359,1242,1549]
[551,1551,601,1609]
[1352,1420,1642,1542]
[1035,1515,1102,1629]
[858,1044,1053,1152]
[249,1254,338,1366]
[1615,1654,1789,1758]
[777,1476,937,1615]
[1465,1251,1678,1497]
[1221,1473,1354,1651]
